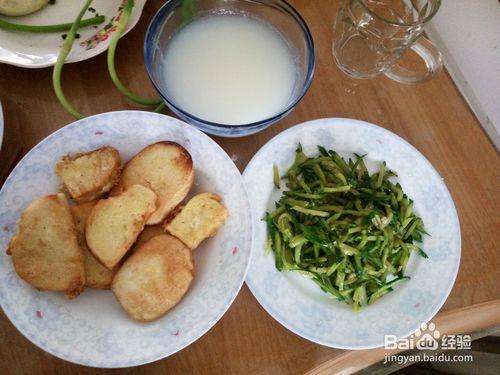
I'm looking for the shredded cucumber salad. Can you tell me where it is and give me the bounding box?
[265,145,428,311]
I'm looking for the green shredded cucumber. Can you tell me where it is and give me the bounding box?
[264,145,428,311]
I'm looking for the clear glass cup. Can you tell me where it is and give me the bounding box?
[332,0,443,83]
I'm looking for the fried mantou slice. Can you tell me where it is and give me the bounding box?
[7,194,85,298]
[111,142,194,225]
[164,193,228,250]
[55,146,121,203]
[132,224,165,252]
[71,201,116,289]
[86,184,157,269]
[112,234,194,322]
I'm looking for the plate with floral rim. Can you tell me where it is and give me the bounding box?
[0,111,252,367]
[0,0,146,68]
[243,118,460,349]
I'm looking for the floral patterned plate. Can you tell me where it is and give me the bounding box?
[0,0,146,68]
[0,111,252,367]
[243,118,461,349]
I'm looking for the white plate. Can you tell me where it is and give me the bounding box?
[0,111,252,367]
[0,0,146,68]
[243,118,460,349]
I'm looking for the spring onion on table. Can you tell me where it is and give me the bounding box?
[264,145,428,311]
[53,0,166,118]
[107,0,162,107]
[0,15,104,33]
[52,0,94,119]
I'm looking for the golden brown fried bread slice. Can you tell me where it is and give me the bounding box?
[71,201,116,289]
[112,234,194,322]
[164,193,228,250]
[111,142,194,225]
[55,146,121,203]
[132,224,165,252]
[7,194,85,298]
[86,184,157,269]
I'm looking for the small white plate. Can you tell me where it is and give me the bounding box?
[0,111,252,367]
[0,0,146,68]
[243,118,460,349]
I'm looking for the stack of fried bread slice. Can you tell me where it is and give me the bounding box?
[7,141,228,322]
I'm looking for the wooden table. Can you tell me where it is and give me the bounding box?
[1,1,499,373]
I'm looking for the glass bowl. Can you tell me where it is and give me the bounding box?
[144,0,315,137]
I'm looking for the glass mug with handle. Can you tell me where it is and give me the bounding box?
[332,0,443,83]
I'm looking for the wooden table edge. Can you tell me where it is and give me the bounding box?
[305,299,500,375]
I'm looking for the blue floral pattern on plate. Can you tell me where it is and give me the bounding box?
[0,111,252,367]
[243,118,460,349]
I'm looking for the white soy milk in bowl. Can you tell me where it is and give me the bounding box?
[161,14,298,125]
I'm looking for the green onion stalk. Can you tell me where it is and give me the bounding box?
[0,15,104,33]
[107,0,162,107]
[52,0,94,119]
[52,0,165,118]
